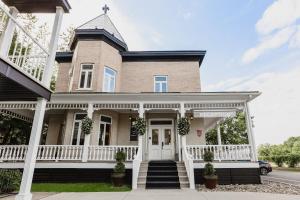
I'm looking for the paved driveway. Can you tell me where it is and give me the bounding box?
[261,170,300,186]
[3,190,299,200]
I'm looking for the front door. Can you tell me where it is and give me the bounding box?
[149,127,174,160]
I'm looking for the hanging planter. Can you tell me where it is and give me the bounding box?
[81,116,93,135]
[132,117,146,136]
[177,117,190,136]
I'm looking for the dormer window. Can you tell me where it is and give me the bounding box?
[154,75,168,92]
[79,64,93,89]
[103,67,116,92]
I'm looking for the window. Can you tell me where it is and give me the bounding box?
[98,115,112,145]
[71,113,87,145]
[154,76,168,92]
[79,64,93,89]
[103,67,116,92]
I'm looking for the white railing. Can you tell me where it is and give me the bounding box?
[36,145,83,161]
[182,136,195,189]
[88,146,138,161]
[0,145,28,161]
[186,145,252,161]
[132,136,143,189]
[0,145,138,162]
[0,4,50,85]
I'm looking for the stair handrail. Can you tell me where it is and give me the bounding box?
[181,136,195,189]
[132,136,143,189]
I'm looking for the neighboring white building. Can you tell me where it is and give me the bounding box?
[0,2,261,193]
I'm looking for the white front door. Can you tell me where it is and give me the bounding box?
[149,126,174,160]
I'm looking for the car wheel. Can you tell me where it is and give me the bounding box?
[260,167,268,175]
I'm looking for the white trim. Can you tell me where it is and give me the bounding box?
[102,66,117,92]
[154,75,168,92]
[194,162,259,168]
[70,113,87,145]
[78,63,94,90]
[0,162,133,169]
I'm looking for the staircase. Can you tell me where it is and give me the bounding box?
[137,161,190,189]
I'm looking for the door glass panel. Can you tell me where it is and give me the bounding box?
[72,122,80,145]
[99,123,105,145]
[152,129,159,145]
[104,124,111,145]
[164,129,171,145]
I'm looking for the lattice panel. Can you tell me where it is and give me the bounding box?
[185,102,244,110]
[144,103,180,109]
[93,103,139,110]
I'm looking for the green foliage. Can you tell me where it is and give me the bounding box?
[132,117,146,136]
[206,112,248,145]
[204,163,216,177]
[177,117,190,136]
[114,151,126,174]
[0,114,31,145]
[115,151,126,163]
[81,117,93,135]
[258,137,300,168]
[203,151,214,162]
[0,169,21,193]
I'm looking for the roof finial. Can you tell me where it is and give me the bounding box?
[102,4,110,14]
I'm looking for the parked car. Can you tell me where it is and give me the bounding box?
[258,160,272,175]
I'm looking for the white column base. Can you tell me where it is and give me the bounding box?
[15,192,32,200]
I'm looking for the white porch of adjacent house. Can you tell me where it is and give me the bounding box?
[0,92,260,189]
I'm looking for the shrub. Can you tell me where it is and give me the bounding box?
[204,163,216,177]
[115,151,126,163]
[113,151,126,174]
[285,154,300,168]
[132,117,146,136]
[203,151,214,162]
[81,116,93,135]
[0,169,21,193]
[177,117,190,136]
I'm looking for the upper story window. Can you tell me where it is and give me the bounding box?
[79,64,93,89]
[103,67,116,92]
[154,75,168,92]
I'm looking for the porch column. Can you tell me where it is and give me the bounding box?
[138,103,144,160]
[0,7,19,57]
[179,102,186,161]
[16,7,64,200]
[217,122,222,145]
[82,103,94,162]
[244,102,258,161]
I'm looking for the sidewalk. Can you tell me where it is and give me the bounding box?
[3,190,299,200]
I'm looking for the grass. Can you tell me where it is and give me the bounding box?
[273,167,300,172]
[30,183,131,192]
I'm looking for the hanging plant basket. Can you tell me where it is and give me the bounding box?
[81,116,93,135]
[177,117,190,136]
[132,117,146,136]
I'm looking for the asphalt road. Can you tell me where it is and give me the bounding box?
[261,169,300,186]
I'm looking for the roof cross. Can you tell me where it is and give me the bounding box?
[102,4,110,14]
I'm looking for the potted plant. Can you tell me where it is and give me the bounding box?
[203,151,218,189]
[177,117,190,136]
[111,150,126,187]
[81,116,93,135]
[132,117,146,136]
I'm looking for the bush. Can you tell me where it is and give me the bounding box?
[204,163,216,177]
[113,151,126,174]
[285,154,300,168]
[203,151,214,162]
[177,117,190,136]
[115,151,126,163]
[271,155,285,167]
[132,117,146,136]
[0,169,21,193]
[81,116,93,135]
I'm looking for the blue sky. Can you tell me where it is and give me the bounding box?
[38,0,300,145]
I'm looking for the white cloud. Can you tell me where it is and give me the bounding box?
[205,67,300,145]
[242,0,300,63]
[242,26,296,64]
[256,0,300,35]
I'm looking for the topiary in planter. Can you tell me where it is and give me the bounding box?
[0,169,21,194]
[132,117,146,136]
[112,151,126,187]
[81,116,93,135]
[203,151,218,189]
[177,117,190,136]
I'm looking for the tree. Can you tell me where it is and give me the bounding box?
[206,112,249,145]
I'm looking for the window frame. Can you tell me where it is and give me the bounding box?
[71,113,87,145]
[98,115,112,146]
[102,66,117,92]
[154,75,168,92]
[78,63,94,90]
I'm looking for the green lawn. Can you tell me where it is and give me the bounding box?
[31,183,131,192]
